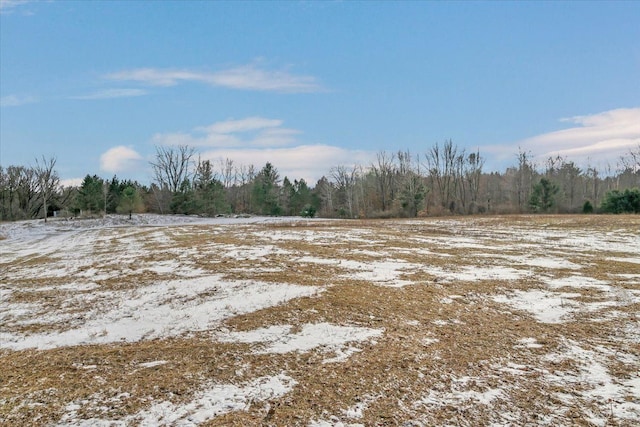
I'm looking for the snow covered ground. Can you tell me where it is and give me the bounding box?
[1,214,639,426]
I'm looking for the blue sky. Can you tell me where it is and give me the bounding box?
[1,0,639,186]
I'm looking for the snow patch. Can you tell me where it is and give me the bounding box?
[425,265,531,283]
[542,275,611,291]
[542,340,640,425]
[607,257,640,264]
[516,337,544,349]
[137,360,168,369]
[415,376,503,409]
[217,323,383,362]
[1,277,319,350]
[56,374,296,426]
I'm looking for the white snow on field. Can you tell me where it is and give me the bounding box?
[56,374,296,427]
[414,375,504,408]
[478,254,583,270]
[542,275,611,291]
[616,273,640,280]
[297,256,419,287]
[340,259,418,287]
[308,420,364,427]
[298,256,533,287]
[0,276,319,350]
[493,290,582,324]
[608,257,640,264]
[220,244,293,260]
[2,214,639,425]
[217,323,383,362]
[515,337,544,349]
[414,219,640,256]
[424,265,532,283]
[495,289,628,324]
[137,360,168,369]
[542,340,640,426]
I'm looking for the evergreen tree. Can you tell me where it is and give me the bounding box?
[106,176,124,214]
[529,177,559,213]
[170,179,199,214]
[117,185,142,219]
[601,188,640,214]
[75,175,105,215]
[582,200,594,214]
[280,177,295,215]
[291,179,312,216]
[252,163,281,215]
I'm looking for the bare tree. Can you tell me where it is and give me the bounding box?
[584,159,600,208]
[619,143,640,173]
[150,145,196,192]
[618,144,640,189]
[464,150,484,213]
[233,163,256,212]
[34,156,59,222]
[330,164,359,218]
[371,151,396,212]
[397,151,427,217]
[314,176,334,217]
[1,166,28,220]
[513,148,535,213]
[219,158,235,188]
[426,140,459,212]
[558,160,582,211]
[17,166,38,218]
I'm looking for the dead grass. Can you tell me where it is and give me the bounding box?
[1,215,639,426]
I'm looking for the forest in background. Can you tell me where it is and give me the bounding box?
[1,141,639,222]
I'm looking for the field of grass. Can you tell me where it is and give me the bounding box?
[1,214,639,426]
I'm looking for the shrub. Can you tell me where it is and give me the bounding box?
[582,200,594,214]
[600,188,640,214]
[301,204,316,218]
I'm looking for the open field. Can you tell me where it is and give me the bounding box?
[1,214,639,426]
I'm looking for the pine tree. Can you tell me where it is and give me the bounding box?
[529,178,559,213]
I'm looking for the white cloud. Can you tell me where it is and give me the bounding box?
[518,107,640,165]
[0,0,33,14]
[0,94,37,107]
[100,146,144,174]
[152,117,300,149]
[71,88,147,100]
[105,69,201,87]
[482,107,640,170]
[209,64,321,93]
[60,178,84,188]
[106,63,322,93]
[201,145,374,184]
[198,117,283,134]
[150,117,374,183]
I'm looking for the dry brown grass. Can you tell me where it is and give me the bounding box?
[1,215,639,426]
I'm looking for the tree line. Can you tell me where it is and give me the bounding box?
[1,142,639,221]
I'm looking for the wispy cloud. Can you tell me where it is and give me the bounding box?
[152,117,301,149]
[0,0,33,14]
[100,146,144,174]
[151,117,374,183]
[519,108,640,163]
[210,64,321,93]
[106,63,323,93]
[201,145,374,185]
[0,94,37,107]
[197,117,283,134]
[484,107,640,169]
[71,88,147,100]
